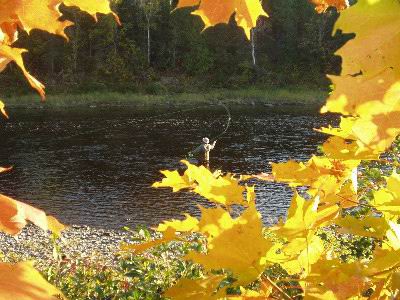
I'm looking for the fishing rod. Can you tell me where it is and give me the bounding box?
[186,101,232,158]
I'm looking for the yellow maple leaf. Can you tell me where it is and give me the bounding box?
[322,0,400,115]
[0,100,9,119]
[177,0,268,39]
[272,155,359,192]
[281,234,325,276]
[0,166,13,173]
[335,215,389,239]
[0,43,46,99]
[156,213,199,233]
[373,171,400,216]
[185,201,272,286]
[322,136,379,161]
[0,261,65,300]
[153,161,248,207]
[121,227,177,254]
[152,170,193,192]
[320,83,400,154]
[305,259,367,299]
[163,275,225,300]
[63,0,120,24]
[272,192,338,240]
[227,285,272,299]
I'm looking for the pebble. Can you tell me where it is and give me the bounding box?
[0,224,134,270]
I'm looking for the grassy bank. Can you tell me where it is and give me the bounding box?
[3,87,328,108]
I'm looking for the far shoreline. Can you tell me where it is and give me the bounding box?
[3,87,327,110]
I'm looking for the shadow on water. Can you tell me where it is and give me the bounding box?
[0,104,338,229]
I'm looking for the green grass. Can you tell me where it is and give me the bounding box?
[3,87,327,108]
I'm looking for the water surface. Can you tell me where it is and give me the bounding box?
[0,104,337,229]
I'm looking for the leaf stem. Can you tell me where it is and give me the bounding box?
[262,275,293,300]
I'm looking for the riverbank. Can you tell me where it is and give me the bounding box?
[3,87,327,108]
[0,224,132,270]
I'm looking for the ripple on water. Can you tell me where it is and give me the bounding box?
[0,106,337,229]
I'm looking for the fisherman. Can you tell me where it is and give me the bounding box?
[190,137,217,163]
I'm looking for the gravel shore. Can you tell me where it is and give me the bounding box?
[0,224,133,269]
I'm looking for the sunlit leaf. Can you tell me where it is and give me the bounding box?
[0,194,66,236]
[309,0,348,13]
[0,100,9,119]
[186,201,272,286]
[177,0,268,39]
[163,275,225,300]
[121,227,177,254]
[0,261,65,300]
[322,0,400,116]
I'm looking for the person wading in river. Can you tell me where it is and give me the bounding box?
[191,137,217,165]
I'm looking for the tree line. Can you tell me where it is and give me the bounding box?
[0,0,354,96]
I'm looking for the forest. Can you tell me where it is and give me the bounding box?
[0,0,353,97]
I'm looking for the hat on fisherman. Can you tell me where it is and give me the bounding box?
[203,137,209,144]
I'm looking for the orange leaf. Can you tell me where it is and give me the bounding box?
[0,261,65,300]
[0,44,45,100]
[309,0,348,13]
[177,0,268,39]
[0,100,9,119]
[0,194,66,236]
[0,166,12,173]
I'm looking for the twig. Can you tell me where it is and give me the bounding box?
[262,275,293,300]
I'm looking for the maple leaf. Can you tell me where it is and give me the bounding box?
[0,194,66,236]
[163,275,225,300]
[0,261,65,300]
[227,285,273,299]
[320,83,400,154]
[121,227,177,254]
[272,156,360,194]
[320,181,359,208]
[309,0,348,13]
[0,0,117,100]
[372,171,400,216]
[0,44,46,99]
[154,161,249,207]
[0,100,9,119]
[152,170,192,192]
[334,215,390,239]
[281,234,325,276]
[272,192,338,241]
[156,213,199,233]
[322,0,400,116]
[185,201,272,286]
[0,166,12,173]
[176,0,268,39]
[322,136,379,161]
[305,259,367,299]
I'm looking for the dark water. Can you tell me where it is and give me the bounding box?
[0,104,337,229]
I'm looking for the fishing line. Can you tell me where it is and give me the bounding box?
[210,102,231,141]
[186,101,232,158]
[56,103,225,141]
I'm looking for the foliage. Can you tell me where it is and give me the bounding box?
[122,0,400,299]
[44,228,202,300]
[1,0,400,299]
[0,0,349,95]
[0,1,118,298]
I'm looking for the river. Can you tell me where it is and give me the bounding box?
[0,104,337,229]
